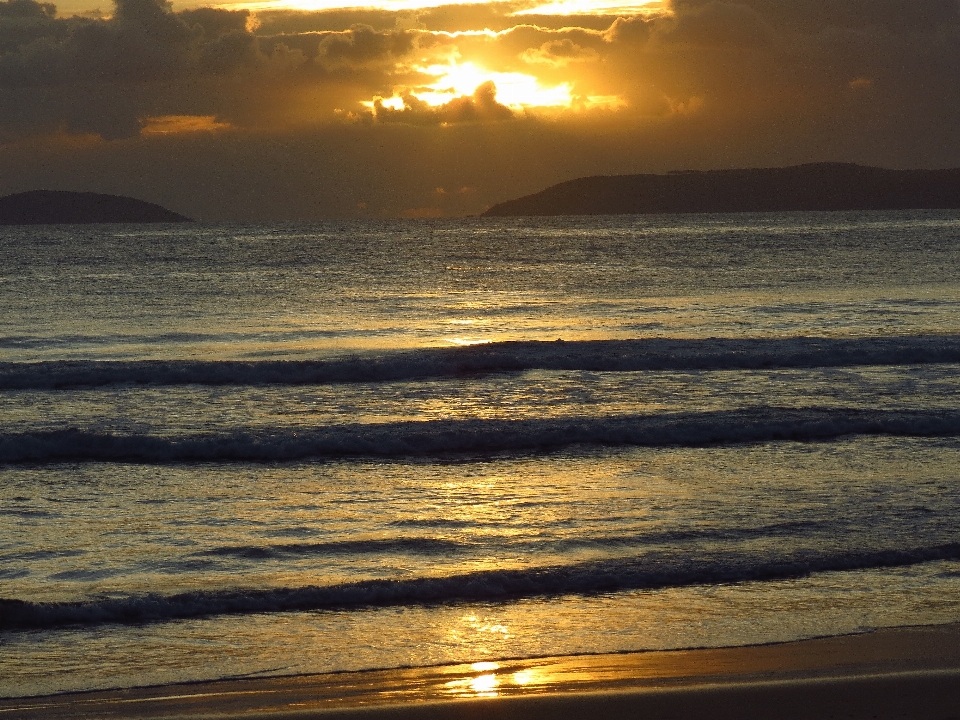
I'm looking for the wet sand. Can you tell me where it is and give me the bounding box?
[4,623,960,720]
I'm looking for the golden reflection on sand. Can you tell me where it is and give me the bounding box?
[471,662,500,672]
[445,337,492,345]
[443,662,501,698]
[440,657,616,699]
[6,625,960,719]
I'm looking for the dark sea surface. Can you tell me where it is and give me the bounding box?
[3,211,960,697]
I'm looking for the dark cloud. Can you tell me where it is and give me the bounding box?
[0,0,316,136]
[196,27,260,73]
[671,0,960,33]
[0,0,54,15]
[316,25,416,68]
[0,0,261,88]
[178,6,250,37]
[0,0,65,55]
[663,1,776,48]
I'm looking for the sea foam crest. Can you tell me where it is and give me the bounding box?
[3,335,960,389]
[4,543,959,630]
[2,407,960,463]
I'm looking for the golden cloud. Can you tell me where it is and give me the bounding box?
[520,38,600,65]
[140,115,233,134]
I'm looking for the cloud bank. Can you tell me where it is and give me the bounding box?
[1,0,958,218]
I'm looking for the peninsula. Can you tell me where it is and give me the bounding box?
[482,163,960,217]
[0,190,192,224]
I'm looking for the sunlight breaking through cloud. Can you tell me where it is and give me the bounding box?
[363,59,627,122]
[222,0,663,14]
[413,62,572,108]
[513,0,664,15]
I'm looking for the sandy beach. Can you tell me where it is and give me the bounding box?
[4,623,960,720]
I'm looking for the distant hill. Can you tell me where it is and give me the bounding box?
[482,163,960,217]
[0,190,192,225]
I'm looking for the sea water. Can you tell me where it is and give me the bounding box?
[3,211,960,697]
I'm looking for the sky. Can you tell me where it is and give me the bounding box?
[1,0,959,220]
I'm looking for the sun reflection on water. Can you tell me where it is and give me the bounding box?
[471,661,501,672]
[512,669,534,685]
[445,663,501,697]
[442,660,566,699]
[435,609,635,700]
[469,672,499,696]
[445,337,491,345]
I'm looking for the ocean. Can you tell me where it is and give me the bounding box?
[3,211,960,698]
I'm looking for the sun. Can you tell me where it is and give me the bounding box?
[514,0,665,15]
[364,61,625,116]
[415,62,573,109]
[364,61,577,115]
[222,0,663,13]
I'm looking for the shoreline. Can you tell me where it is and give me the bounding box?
[4,622,960,719]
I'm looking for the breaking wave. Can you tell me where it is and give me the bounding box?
[5,543,960,630]
[2,407,959,464]
[3,335,960,389]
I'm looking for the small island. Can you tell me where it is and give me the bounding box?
[0,190,192,225]
[482,163,960,217]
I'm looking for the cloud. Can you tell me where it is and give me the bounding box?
[0,0,319,137]
[0,0,57,55]
[179,6,250,36]
[661,1,776,48]
[670,0,960,33]
[0,0,54,15]
[372,80,514,123]
[520,38,600,65]
[316,25,417,68]
[0,0,262,89]
[140,113,231,134]
[1,0,960,217]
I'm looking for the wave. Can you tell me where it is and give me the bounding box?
[187,522,828,564]
[194,537,467,560]
[551,520,832,552]
[3,335,960,389]
[3,407,959,463]
[5,543,960,631]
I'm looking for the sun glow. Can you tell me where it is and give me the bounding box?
[223,0,663,13]
[414,62,572,108]
[514,0,664,15]
[223,0,493,11]
[363,61,580,116]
